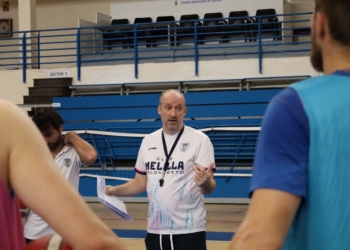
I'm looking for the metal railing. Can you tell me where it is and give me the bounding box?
[0,12,312,83]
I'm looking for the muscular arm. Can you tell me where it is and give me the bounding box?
[64,132,97,166]
[106,173,147,196]
[227,189,301,250]
[228,88,308,250]
[1,101,125,250]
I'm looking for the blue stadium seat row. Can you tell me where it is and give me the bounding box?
[54,88,282,171]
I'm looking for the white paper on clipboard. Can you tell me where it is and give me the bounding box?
[97,176,133,221]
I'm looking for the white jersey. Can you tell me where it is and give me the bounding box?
[135,126,215,235]
[24,146,82,239]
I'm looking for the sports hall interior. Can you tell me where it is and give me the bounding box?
[0,0,315,249]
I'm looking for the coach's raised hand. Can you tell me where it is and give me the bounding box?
[192,163,216,195]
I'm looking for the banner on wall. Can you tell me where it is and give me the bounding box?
[175,0,222,5]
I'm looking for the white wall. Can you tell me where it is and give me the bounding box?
[35,0,154,30]
[0,56,318,104]
[110,0,283,22]
[81,57,317,84]
[0,0,19,68]
[0,0,314,32]
[0,69,33,104]
[292,2,313,14]
[0,0,318,105]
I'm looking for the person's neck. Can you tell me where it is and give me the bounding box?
[163,124,184,135]
[322,44,350,75]
[51,142,65,159]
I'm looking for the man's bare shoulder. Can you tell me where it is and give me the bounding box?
[0,100,18,140]
[0,99,16,109]
[0,100,20,186]
[0,100,23,121]
[0,99,37,148]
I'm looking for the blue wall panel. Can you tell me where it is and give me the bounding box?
[78,170,251,199]
[54,89,282,109]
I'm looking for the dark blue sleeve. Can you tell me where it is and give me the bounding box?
[250,87,309,198]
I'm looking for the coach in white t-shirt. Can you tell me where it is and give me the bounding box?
[106,89,216,250]
[23,108,97,243]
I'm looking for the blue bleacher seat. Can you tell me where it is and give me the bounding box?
[54,89,283,170]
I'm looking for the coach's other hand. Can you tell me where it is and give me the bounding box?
[192,162,215,191]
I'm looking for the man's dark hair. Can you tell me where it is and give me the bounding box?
[32,108,63,132]
[315,0,350,46]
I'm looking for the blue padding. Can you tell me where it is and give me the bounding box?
[206,232,235,241]
[113,229,147,239]
[78,170,250,198]
[185,89,282,105]
[112,229,235,241]
[54,94,160,109]
[187,104,267,118]
[206,176,251,198]
[54,89,282,109]
[58,107,158,120]
[57,103,267,121]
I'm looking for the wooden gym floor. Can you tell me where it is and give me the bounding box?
[89,202,248,250]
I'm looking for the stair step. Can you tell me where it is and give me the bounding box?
[29,87,71,96]
[23,96,53,105]
[34,77,72,88]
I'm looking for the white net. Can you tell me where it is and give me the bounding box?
[70,127,260,181]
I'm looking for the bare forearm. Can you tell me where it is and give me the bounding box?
[112,178,146,196]
[228,229,283,250]
[200,177,216,194]
[228,189,301,250]
[3,102,125,250]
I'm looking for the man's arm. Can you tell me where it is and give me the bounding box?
[201,173,216,194]
[63,132,97,166]
[193,135,216,194]
[1,101,125,250]
[228,88,309,250]
[227,189,301,250]
[105,139,148,197]
[192,163,216,194]
[106,173,147,196]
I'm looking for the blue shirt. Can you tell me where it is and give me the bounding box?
[251,71,350,250]
[250,87,309,197]
[251,71,350,198]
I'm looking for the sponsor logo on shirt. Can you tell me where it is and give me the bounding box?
[180,143,190,152]
[145,161,185,175]
[156,157,172,161]
[63,158,72,167]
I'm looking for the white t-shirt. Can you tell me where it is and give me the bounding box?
[24,146,82,239]
[135,126,215,235]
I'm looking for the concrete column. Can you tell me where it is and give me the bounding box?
[18,0,37,68]
[283,0,293,44]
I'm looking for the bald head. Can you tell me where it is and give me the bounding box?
[159,89,186,106]
[158,89,187,135]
